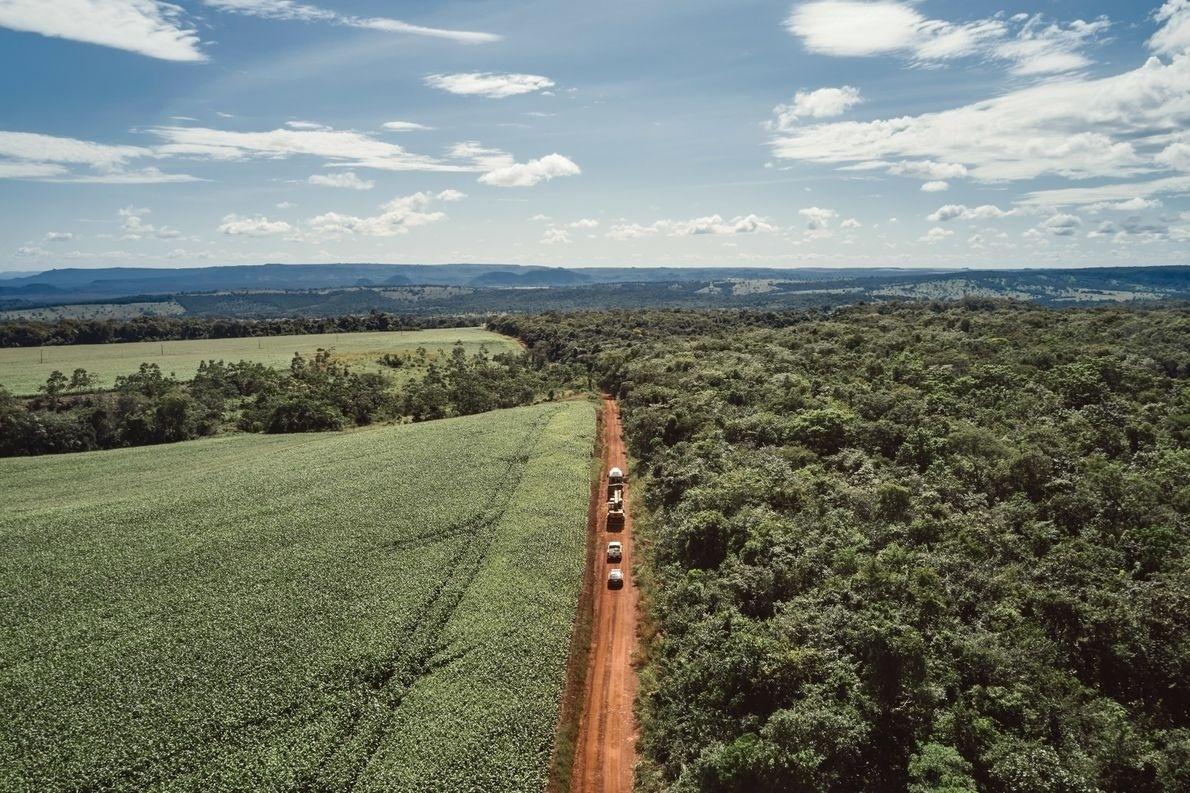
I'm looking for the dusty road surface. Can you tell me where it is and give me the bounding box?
[571,397,639,793]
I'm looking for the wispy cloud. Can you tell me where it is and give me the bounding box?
[0,0,205,61]
[0,130,201,183]
[202,1,499,44]
[784,1,1109,76]
[383,121,434,132]
[770,49,1190,184]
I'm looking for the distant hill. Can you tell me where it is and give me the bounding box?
[470,268,592,287]
[0,262,955,302]
[0,263,1185,318]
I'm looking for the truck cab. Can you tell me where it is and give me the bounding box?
[607,541,623,562]
[607,568,624,589]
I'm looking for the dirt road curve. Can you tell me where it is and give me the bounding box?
[571,397,639,793]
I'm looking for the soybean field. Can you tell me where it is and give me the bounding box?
[0,400,595,791]
[0,326,519,395]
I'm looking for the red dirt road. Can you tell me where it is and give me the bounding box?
[571,397,639,793]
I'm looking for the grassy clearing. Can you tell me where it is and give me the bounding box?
[0,327,518,395]
[0,400,595,791]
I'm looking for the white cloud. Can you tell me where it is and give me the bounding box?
[840,218,861,229]
[785,1,931,57]
[307,171,375,190]
[1156,140,1190,171]
[436,189,467,202]
[0,0,205,61]
[305,191,452,239]
[920,180,948,192]
[608,214,777,240]
[541,228,571,244]
[383,121,434,132]
[118,205,182,239]
[218,213,294,236]
[202,1,500,43]
[478,153,580,187]
[772,86,861,128]
[1087,197,1163,212]
[1040,213,1083,236]
[0,130,202,183]
[44,231,74,242]
[276,201,295,209]
[425,73,555,98]
[286,120,330,131]
[888,160,968,180]
[799,206,837,231]
[1150,1,1190,56]
[927,204,1013,222]
[682,214,777,235]
[148,125,469,172]
[919,227,954,243]
[784,2,1108,75]
[0,130,147,167]
[15,245,51,257]
[770,54,1190,183]
[569,218,600,229]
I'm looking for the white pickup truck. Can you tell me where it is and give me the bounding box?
[607,541,623,562]
[607,568,624,589]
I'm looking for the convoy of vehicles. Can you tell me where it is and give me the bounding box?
[605,466,627,589]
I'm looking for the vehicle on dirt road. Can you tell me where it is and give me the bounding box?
[609,466,625,485]
[607,568,624,589]
[607,541,622,562]
[607,491,625,528]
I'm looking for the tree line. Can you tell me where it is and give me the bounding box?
[0,312,482,348]
[0,344,573,456]
[493,301,1189,792]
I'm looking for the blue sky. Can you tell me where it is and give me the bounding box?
[0,0,1188,271]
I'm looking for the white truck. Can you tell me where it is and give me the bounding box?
[607,541,623,562]
[607,568,624,589]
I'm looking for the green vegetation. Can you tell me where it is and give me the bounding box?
[0,327,517,395]
[0,400,595,790]
[496,303,1190,792]
[0,300,186,322]
[0,337,573,456]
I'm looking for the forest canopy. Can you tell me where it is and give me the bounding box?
[494,302,1190,792]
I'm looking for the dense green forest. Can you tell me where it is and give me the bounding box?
[494,303,1189,792]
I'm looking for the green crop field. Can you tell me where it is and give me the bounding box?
[0,400,595,791]
[0,327,519,396]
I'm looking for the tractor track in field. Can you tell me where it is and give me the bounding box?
[570,396,639,793]
[94,407,564,791]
